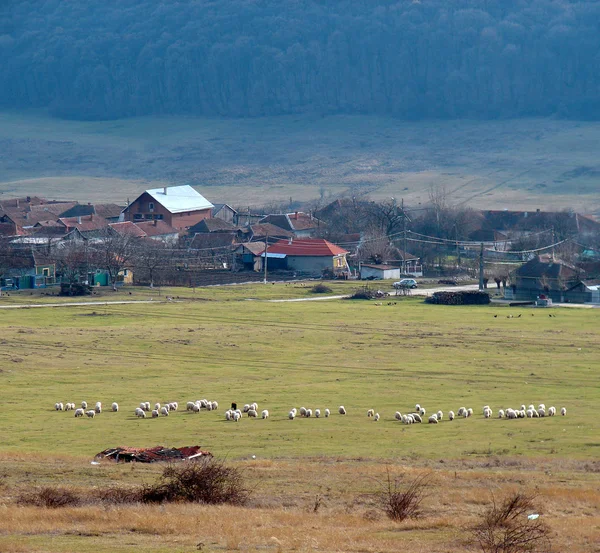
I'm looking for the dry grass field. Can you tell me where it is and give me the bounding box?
[1,111,599,215]
[0,284,599,552]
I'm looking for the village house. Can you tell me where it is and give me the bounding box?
[211,203,238,225]
[234,241,267,272]
[134,220,180,243]
[237,222,293,243]
[264,238,349,276]
[188,218,238,235]
[122,185,214,230]
[359,264,402,280]
[0,250,56,290]
[259,212,324,238]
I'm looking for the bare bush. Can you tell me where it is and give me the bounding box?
[471,492,552,553]
[17,487,82,508]
[141,458,250,505]
[377,471,430,522]
[311,283,333,294]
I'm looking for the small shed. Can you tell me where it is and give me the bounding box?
[360,264,401,280]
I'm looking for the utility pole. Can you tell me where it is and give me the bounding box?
[402,198,407,274]
[551,226,555,260]
[263,234,268,284]
[479,242,485,291]
[455,224,461,267]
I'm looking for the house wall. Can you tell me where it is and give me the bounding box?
[124,192,211,230]
[214,206,237,224]
[286,255,333,275]
[360,266,400,280]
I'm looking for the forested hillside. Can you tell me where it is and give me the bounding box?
[1,1,599,121]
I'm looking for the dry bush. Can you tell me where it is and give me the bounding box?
[311,283,333,294]
[17,487,82,508]
[347,286,377,300]
[141,458,250,505]
[377,471,430,522]
[471,492,552,553]
[92,486,144,504]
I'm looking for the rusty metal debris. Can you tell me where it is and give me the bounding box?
[96,445,211,463]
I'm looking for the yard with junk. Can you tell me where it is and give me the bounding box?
[0,282,598,552]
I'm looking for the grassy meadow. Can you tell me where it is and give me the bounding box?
[0,284,598,552]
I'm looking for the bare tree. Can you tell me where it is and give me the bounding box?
[134,239,172,287]
[54,241,89,285]
[91,229,140,290]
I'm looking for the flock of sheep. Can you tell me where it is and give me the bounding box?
[54,400,566,424]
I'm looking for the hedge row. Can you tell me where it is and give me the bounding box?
[425,291,490,305]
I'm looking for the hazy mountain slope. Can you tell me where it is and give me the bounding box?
[0,112,598,214]
[1,1,599,121]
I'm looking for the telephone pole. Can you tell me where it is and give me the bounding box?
[479,243,485,291]
[263,234,269,284]
[402,198,408,274]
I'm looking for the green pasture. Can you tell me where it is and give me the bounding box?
[0,287,598,461]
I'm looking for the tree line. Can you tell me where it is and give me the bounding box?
[0,1,599,121]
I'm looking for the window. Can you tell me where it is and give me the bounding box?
[148,202,155,212]
[154,214,163,220]
[134,214,143,220]
[145,214,153,219]
[42,268,50,277]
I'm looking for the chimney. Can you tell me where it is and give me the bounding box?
[77,216,82,224]
[153,219,157,227]
[288,237,293,245]
[26,196,30,203]
[16,199,19,208]
[294,211,298,220]
[163,187,167,195]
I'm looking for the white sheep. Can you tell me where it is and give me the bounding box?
[140,402,148,411]
[338,406,346,415]
[538,404,546,411]
[526,409,534,418]
[315,409,320,418]
[548,406,556,416]
[537,408,545,417]
[528,404,535,411]
[484,408,492,419]
[192,403,201,413]
[498,409,505,419]
[111,402,119,412]
[437,410,443,421]
[160,406,169,416]
[54,402,63,411]
[211,401,218,411]
[305,408,312,418]
[85,410,95,418]
[560,407,566,416]
[225,410,232,421]
[395,411,402,421]
[324,408,330,418]
[64,403,73,411]
[415,403,421,412]
[290,408,297,416]
[154,402,161,411]
[186,401,195,411]
[299,407,307,417]
[261,409,269,419]
[95,402,102,414]
[457,407,466,417]
[81,401,87,409]
[243,404,250,413]
[402,415,411,425]
[250,402,258,411]
[531,409,539,418]
[448,410,455,421]
[374,413,380,422]
[248,409,258,418]
[506,409,517,419]
[74,408,84,417]
[428,414,438,424]
[467,408,473,417]
[233,411,241,422]
[150,409,158,418]
[367,409,374,418]
[134,407,145,418]
[420,408,426,416]
[288,410,295,420]
[482,405,490,414]
[520,404,526,412]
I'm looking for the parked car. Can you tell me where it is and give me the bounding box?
[393,278,418,289]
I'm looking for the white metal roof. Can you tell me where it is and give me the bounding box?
[145,185,214,214]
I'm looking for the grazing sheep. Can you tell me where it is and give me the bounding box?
[64,403,73,411]
[299,407,307,417]
[395,411,402,421]
[411,413,422,423]
[526,409,534,418]
[315,409,321,418]
[85,410,95,418]
[152,409,159,418]
[420,408,426,416]
[81,401,87,409]
[520,404,526,412]
[324,408,330,418]
[537,408,546,417]
[374,413,380,422]
[95,402,102,414]
[415,404,421,412]
[437,410,443,421]
[250,403,258,411]
[528,404,535,411]
[199,399,208,408]
[448,410,455,421]
[74,408,84,417]
[367,409,375,418]
[561,407,567,416]
[483,408,492,419]
[135,407,145,418]
[498,409,505,419]
[338,406,346,415]
[169,402,178,411]
[233,411,241,422]
[192,403,201,413]
[483,405,490,414]
[548,406,556,416]
[111,402,119,412]
[225,410,232,421]
[457,407,466,417]
[518,410,526,418]
[140,402,148,411]
[160,406,169,416]
[428,415,439,424]
[243,404,250,413]
[248,409,258,418]
[54,402,63,411]
[187,401,196,411]
[538,404,546,411]
[154,403,161,411]
[261,409,269,419]
[206,402,213,411]
[288,410,295,420]
[290,408,297,417]
[402,415,412,425]
[467,408,473,417]
[305,408,313,418]
[211,401,218,411]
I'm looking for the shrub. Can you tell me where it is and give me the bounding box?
[140,458,250,505]
[425,291,490,305]
[347,286,377,300]
[59,283,92,296]
[311,283,333,294]
[93,486,144,504]
[377,471,430,522]
[471,492,552,553]
[17,487,82,508]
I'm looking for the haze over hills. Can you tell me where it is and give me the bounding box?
[0,1,599,212]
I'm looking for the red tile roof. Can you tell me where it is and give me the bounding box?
[267,239,348,257]
[58,215,110,232]
[109,221,147,238]
[135,220,179,237]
